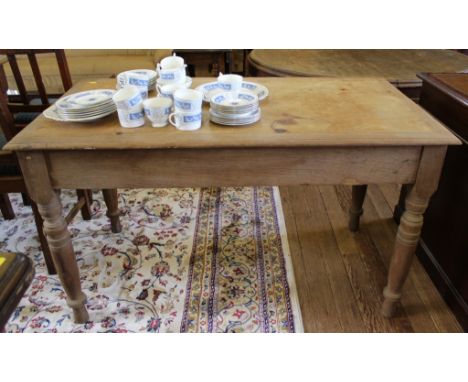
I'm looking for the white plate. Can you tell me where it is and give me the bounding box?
[210,108,261,126]
[44,105,116,122]
[56,89,116,111]
[196,81,269,102]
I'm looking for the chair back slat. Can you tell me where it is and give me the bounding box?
[6,54,29,105]
[0,90,16,141]
[27,53,49,105]
[0,49,74,138]
[55,50,72,91]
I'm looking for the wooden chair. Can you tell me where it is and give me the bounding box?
[0,50,121,275]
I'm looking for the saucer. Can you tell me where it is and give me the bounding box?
[156,76,192,88]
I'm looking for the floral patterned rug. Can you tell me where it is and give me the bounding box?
[1,187,302,333]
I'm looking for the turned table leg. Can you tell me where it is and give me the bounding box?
[18,152,89,323]
[382,146,447,317]
[348,184,368,232]
[102,189,122,233]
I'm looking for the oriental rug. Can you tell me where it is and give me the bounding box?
[1,187,303,333]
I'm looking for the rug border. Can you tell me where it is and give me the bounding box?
[272,186,304,333]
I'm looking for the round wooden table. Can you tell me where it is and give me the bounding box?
[248,49,468,100]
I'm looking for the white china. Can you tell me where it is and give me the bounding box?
[209,90,261,126]
[113,86,145,128]
[44,105,116,122]
[173,89,203,112]
[209,108,261,126]
[158,66,187,85]
[169,110,203,131]
[210,91,259,115]
[156,75,192,89]
[45,89,117,122]
[158,54,185,70]
[217,73,243,94]
[56,89,115,111]
[112,86,143,110]
[195,80,269,102]
[157,83,188,99]
[143,97,173,127]
[116,69,157,89]
[117,106,145,128]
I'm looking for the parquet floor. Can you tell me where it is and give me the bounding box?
[280,184,463,332]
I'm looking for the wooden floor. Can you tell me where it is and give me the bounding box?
[280,184,463,332]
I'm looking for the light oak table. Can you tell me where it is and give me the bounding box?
[248,50,468,100]
[4,77,460,324]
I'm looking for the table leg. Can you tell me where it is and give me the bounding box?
[348,184,368,232]
[102,189,122,233]
[382,146,447,317]
[17,152,89,323]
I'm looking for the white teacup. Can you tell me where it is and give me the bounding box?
[121,73,150,99]
[143,97,173,127]
[158,66,187,85]
[117,106,145,128]
[112,85,143,110]
[158,54,185,70]
[173,89,203,112]
[169,110,202,131]
[218,73,243,94]
[157,83,187,99]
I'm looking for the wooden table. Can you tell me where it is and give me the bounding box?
[248,50,468,100]
[4,77,460,324]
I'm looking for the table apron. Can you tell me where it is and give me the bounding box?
[43,146,422,189]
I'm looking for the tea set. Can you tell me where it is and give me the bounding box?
[43,53,269,130]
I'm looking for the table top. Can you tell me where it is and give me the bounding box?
[4,77,460,152]
[419,73,468,102]
[249,50,468,84]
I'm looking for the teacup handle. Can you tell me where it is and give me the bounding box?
[169,113,179,127]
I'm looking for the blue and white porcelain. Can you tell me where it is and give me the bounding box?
[157,75,192,89]
[143,97,173,127]
[112,86,143,110]
[196,81,269,102]
[117,69,157,89]
[210,107,261,126]
[116,107,145,128]
[217,73,243,94]
[56,89,116,111]
[210,90,259,115]
[169,110,203,131]
[45,89,117,122]
[173,89,203,113]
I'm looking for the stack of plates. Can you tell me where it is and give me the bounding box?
[44,89,116,122]
[209,91,261,126]
[116,69,157,89]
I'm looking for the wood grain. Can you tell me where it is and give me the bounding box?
[280,184,462,332]
[249,50,468,84]
[44,147,421,189]
[4,77,460,152]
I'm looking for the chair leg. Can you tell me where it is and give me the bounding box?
[0,193,15,219]
[21,192,31,206]
[102,189,122,233]
[76,189,92,220]
[31,201,56,274]
[348,185,368,232]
